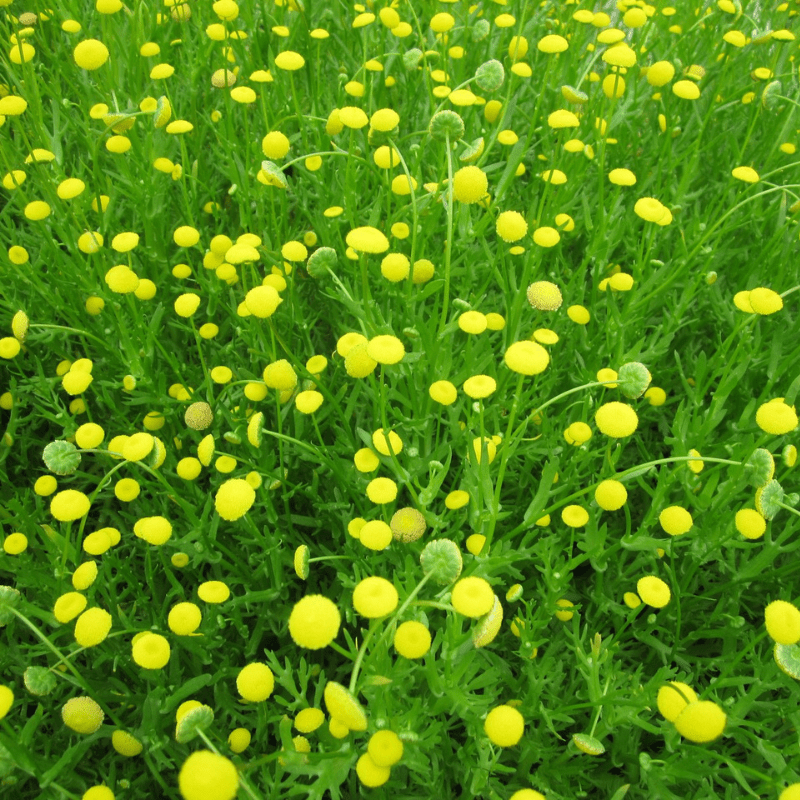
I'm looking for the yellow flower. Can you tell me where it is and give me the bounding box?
[657,681,697,721]
[353,577,398,617]
[674,700,727,743]
[133,516,173,545]
[659,506,693,535]
[366,477,398,504]
[526,281,562,310]
[538,34,568,53]
[732,166,759,183]
[504,341,549,375]
[673,80,700,100]
[346,226,389,253]
[484,705,524,747]
[463,375,496,399]
[356,754,390,787]
[51,490,91,522]
[394,621,431,658]
[452,166,488,204]
[637,575,670,607]
[765,599,800,644]
[112,729,143,757]
[324,681,368,731]
[236,662,274,701]
[368,730,403,767]
[451,576,494,617]
[294,708,325,733]
[179,750,239,800]
[288,596,341,649]
[756,400,798,435]
[168,602,202,635]
[595,402,638,437]
[496,211,528,242]
[74,39,109,70]
[132,633,171,669]
[749,287,783,315]
[595,480,627,510]
[215,479,256,521]
[62,696,104,734]
[74,607,112,647]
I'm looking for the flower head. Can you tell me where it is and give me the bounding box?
[324,681,368,731]
[74,39,109,70]
[732,166,759,183]
[134,516,172,545]
[526,281,562,310]
[674,701,727,743]
[289,596,341,649]
[451,576,494,617]
[75,607,112,647]
[394,621,431,658]
[198,580,230,603]
[346,227,389,253]
[275,51,305,70]
[504,341,549,375]
[452,166,488,204]
[215,479,256,521]
[484,705,524,747]
[294,708,324,733]
[245,286,282,318]
[51,490,91,522]
[637,575,671,608]
[595,480,627,510]
[463,375,496,399]
[562,505,589,527]
[236,662,274,701]
[634,197,671,224]
[659,506,693,535]
[735,508,766,540]
[353,577,398,617]
[765,599,800,644]
[657,681,697,721]
[62,696,104,734]
[749,288,783,315]
[367,335,405,365]
[756,400,798,435]
[496,211,528,242]
[168,603,202,636]
[179,750,239,800]
[364,731,402,773]
[390,507,427,542]
[595,402,638,437]
[132,633,171,669]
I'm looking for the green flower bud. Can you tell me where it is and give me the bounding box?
[617,362,652,399]
[402,48,423,70]
[175,704,215,743]
[42,440,81,475]
[744,448,775,487]
[24,666,56,696]
[260,160,288,189]
[471,19,490,41]
[429,110,465,142]
[0,586,21,626]
[307,246,337,278]
[755,479,784,520]
[420,539,462,584]
[475,59,504,92]
[572,733,605,755]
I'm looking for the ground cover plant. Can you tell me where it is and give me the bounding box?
[1,0,800,797]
